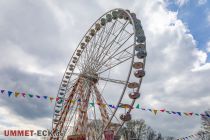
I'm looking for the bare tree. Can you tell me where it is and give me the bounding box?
[119,119,147,140]
[202,110,210,133]
[146,127,156,140]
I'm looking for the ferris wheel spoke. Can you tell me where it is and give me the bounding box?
[95,21,129,65]
[89,21,118,70]
[81,25,107,72]
[116,19,133,35]
[97,34,134,70]
[98,55,132,74]
[94,20,128,63]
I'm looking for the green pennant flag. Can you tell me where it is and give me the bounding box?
[136,104,140,109]
[90,102,95,107]
[28,94,33,98]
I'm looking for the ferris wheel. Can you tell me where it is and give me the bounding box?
[50,8,147,140]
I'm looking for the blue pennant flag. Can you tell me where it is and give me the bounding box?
[1,90,5,94]
[172,111,176,114]
[8,91,13,97]
[43,96,48,99]
[177,112,182,116]
[36,95,40,98]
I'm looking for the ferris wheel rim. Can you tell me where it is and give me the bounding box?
[51,8,147,139]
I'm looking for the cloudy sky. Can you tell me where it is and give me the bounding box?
[0,0,210,139]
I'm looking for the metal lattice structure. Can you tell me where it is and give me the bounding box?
[50,8,147,140]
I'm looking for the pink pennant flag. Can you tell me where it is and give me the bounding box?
[160,109,165,112]
[188,112,193,116]
[49,97,54,102]
[22,93,26,97]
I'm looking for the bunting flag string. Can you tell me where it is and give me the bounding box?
[176,131,210,140]
[0,89,210,118]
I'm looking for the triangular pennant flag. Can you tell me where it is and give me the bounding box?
[200,114,205,117]
[153,110,158,115]
[56,97,60,101]
[70,100,76,104]
[78,99,81,102]
[90,102,95,107]
[15,92,20,97]
[8,91,13,97]
[101,104,106,108]
[160,109,165,112]
[166,111,171,114]
[43,96,48,99]
[172,111,176,114]
[136,104,140,109]
[1,90,5,94]
[36,95,40,98]
[22,93,26,97]
[177,112,182,116]
[49,97,54,102]
[194,113,200,116]
[188,112,193,116]
[28,94,33,98]
[57,99,63,104]
[184,112,189,116]
[109,104,115,108]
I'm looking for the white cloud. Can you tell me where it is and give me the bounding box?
[198,0,207,5]
[207,41,210,52]
[0,0,210,139]
[208,12,210,25]
[175,0,189,6]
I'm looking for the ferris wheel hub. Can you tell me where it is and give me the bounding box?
[79,73,99,83]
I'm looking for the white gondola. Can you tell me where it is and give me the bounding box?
[106,14,112,22]
[134,70,145,78]
[129,92,140,99]
[69,67,74,71]
[135,43,145,51]
[136,50,147,59]
[118,10,124,19]
[136,35,146,43]
[85,36,90,43]
[112,11,118,19]
[80,43,86,49]
[120,113,131,121]
[66,72,71,75]
[132,62,144,69]
[76,53,81,56]
[127,82,139,88]
[65,75,70,79]
[95,23,101,31]
[100,18,106,26]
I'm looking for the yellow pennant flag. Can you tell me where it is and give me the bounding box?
[184,112,189,116]
[70,100,76,104]
[153,109,158,115]
[101,104,106,108]
[15,92,20,97]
